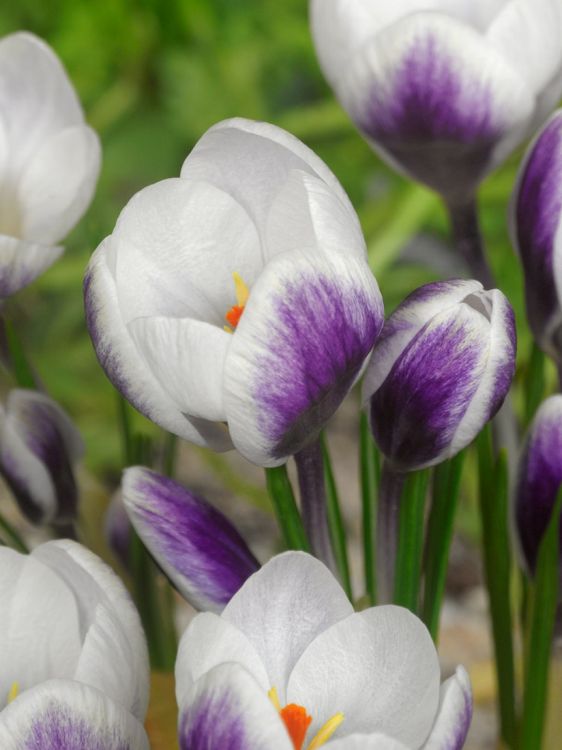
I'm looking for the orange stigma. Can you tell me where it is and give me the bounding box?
[224,272,250,332]
[280,704,313,750]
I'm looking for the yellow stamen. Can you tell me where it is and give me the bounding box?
[268,686,281,712]
[307,712,345,750]
[8,682,19,703]
[233,272,250,307]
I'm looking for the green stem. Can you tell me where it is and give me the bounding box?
[377,462,405,603]
[422,453,465,641]
[265,465,309,551]
[116,394,134,465]
[394,469,429,613]
[520,490,562,750]
[162,432,178,478]
[3,318,37,388]
[360,412,379,605]
[0,509,28,552]
[477,430,517,749]
[321,434,352,599]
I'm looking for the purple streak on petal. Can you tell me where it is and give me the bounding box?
[445,676,473,750]
[516,396,562,574]
[370,315,485,468]
[255,274,382,459]
[515,114,562,350]
[359,32,499,195]
[179,691,246,750]
[105,492,132,570]
[127,469,259,610]
[24,706,130,750]
[488,301,517,420]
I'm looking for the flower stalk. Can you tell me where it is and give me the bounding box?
[360,411,379,605]
[321,434,352,599]
[376,462,405,604]
[265,465,309,552]
[446,199,495,289]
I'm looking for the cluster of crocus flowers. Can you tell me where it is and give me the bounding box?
[310,0,562,204]
[0,540,150,747]
[175,552,473,750]
[0,32,100,299]
[85,118,384,467]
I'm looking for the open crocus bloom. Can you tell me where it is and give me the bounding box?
[363,280,516,471]
[0,540,150,748]
[310,0,562,204]
[0,389,84,525]
[176,552,472,749]
[0,32,100,298]
[85,118,384,467]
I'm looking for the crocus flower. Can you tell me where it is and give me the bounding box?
[512,110,562,361]
[176,552,472,749]
[0,389,84,524]
[85,118,384,467]
[0,32,100,298]
[363,279,516,471]
[0,540,149,748]
[515,395,562,576]
[310,1,562,204]
[123,466,259,612]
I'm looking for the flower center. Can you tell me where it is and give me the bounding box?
[268,687,344,750]
[224,272,250,332]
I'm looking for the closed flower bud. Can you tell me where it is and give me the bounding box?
[512,110,562,361]
[0,389,84,524]
[310,0,562,203]
[515,395,562,575]
[363,280,516,471]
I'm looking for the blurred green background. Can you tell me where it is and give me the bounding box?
[0,0,540,476]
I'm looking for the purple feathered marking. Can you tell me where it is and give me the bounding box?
[24,705,130,750]
[179,691,246,750]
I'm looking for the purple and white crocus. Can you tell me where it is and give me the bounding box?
[0,389,83,525]
[512,110,562,363]
[0,32,100,298]
[515,395,562,577]
[176,552,472,749]
[123,466,259,612]
[310,0,562,204]
[0,540,150,749]
[363,280,516,471]
[85,118,384,467]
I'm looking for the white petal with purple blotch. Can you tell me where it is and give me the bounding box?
[224,248,383,466]
[0,236,62,299]
[175,612,269,707]
[178,663,292,750]
[123,467,259,612]
[424,667,473,750]
[0,679,149,750]
[33,540,149,720]
[222,552,354,702]
[287,606,440,746]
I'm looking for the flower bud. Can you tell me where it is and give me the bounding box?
[363,280,516,471]
[512,110,562,361]
[0,389,84,524]
[310,1,562,203]
[515,395,562,575]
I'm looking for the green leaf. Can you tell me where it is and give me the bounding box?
[265,465,309,552]
[360,412,380,605]
[321,433,352,600]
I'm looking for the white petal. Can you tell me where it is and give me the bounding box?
[362,279,482,403]
[326,735,410,750]
[18,125,101,244]
[0,548,82,709]
[424,667,473,750]
[0,679,149,749]
[0,33,83,177]
[111,177,262,326]
[84,239,233,450]
[224,249,383,466]
[287,606,440,746]
[221,552,353,702]
[128,315,229,421]
[175,612,269,709]
[0,235,62,298]
[181,117,358,241]
[265,169,366,261]
[178,663,292,750]
[487,0,562,95]
[32,540,149,720]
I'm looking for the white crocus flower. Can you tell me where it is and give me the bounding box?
[85,118,384,467]
[0,32,100,298]
[176,552,472,749]
[310,0,562,204]
[0,540,150,749]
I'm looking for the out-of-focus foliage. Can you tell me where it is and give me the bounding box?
[0,0,538,473]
